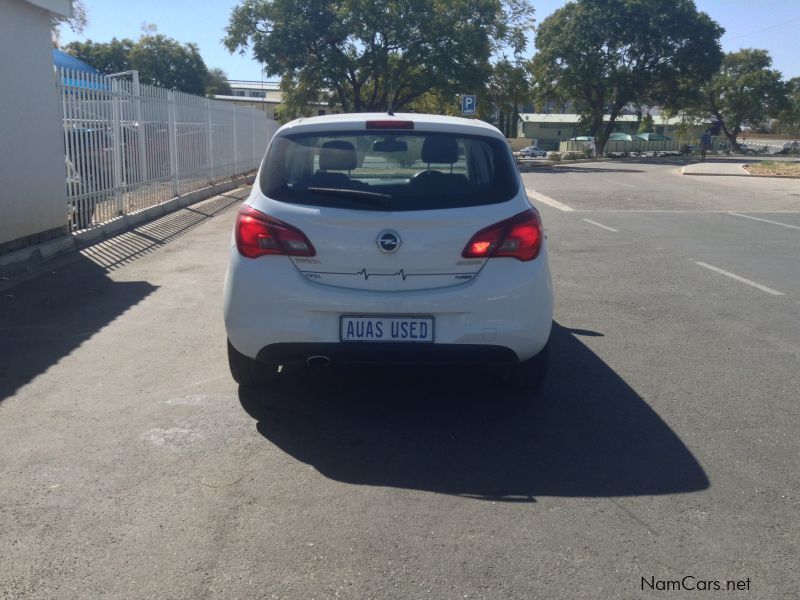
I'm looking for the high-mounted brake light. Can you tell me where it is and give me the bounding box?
[462,209,543,261]
[365,120,414,130]
[235,206,315,258]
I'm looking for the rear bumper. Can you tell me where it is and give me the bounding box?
[225,246,553,363]
[257,342,519,365]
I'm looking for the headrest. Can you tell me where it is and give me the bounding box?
[319,140,357,171]
[421,136,459,164]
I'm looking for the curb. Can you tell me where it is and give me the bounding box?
[518,158,608,169]
[0,174,254,277]
[519,157,691,170]
[680,164,751,177]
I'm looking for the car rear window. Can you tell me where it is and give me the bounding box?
[259,131,519,211]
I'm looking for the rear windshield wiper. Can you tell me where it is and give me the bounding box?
[307,187,391,207]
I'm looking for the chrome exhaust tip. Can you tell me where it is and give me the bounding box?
[306,355,332,368]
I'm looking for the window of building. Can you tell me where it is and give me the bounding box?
[233,90,246,97]
[318,110,326,116]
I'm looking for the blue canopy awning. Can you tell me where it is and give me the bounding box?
[52,49,100,74]
[53,49,110,90]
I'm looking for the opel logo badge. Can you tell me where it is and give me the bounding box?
[377,230,401,253]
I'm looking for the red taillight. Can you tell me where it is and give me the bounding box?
[462,209,543,261]
[365,120,414,130]
[235,206,315,258]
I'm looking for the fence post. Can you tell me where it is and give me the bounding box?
[206,98,214,185]
[232,103,238,175]
[167,90,179,196]
[132,72,148,183]
[251,106,256,169]
[111,78,124,215]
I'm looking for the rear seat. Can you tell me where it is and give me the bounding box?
[311,140,364,189]
[412,136,469,191]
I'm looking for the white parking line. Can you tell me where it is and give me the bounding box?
[525,188,575,212]
[728,212,800,231]
[694,262,785,296]
[583,218,618,232]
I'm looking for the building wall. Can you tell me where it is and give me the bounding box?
[0,0,69,249]
[522,123,580,150]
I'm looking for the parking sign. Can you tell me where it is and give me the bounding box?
[461,95,476,116]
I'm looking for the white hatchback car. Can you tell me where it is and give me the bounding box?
[224,113,553,391]
[518,144,547,158]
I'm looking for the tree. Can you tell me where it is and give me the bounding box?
[64,35,212,96]
[64,38,134,74]
[129,35,209,95]
[408,91,461,117]
[206,68,233,97]
[530,0,723,153]
[51,0,88,46]
[486,59,531,137]
[637,113,654,134]
[773,77,800,137]
[695,50,788,151]
[224,0,534,116]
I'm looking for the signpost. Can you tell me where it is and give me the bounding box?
[461,95,476,116]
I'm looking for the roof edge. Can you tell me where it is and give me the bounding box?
[26,0,72,18]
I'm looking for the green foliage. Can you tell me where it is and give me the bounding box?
[530,0,724,152]
[774,77,800,136]
[205,68,233,97]
[408,92,461,117]
[670,112,708,144]
[128,35,209,95]
[638,113,654,134]
[224,0,534,117]
[697,49,789,149]
[64,38,134,74]
[486,59,531,137]
[64,35,222,97]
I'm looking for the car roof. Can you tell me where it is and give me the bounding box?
[277,112,506,140]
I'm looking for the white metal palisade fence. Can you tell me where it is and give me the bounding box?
[58,68,279,231]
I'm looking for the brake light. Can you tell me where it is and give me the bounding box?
[366,120,414,130]
[462,209,543,261]
[235,206,315,258]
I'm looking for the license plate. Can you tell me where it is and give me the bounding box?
[340,315,434,343]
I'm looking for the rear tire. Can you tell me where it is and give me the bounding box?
[227,340,279,386]
[501,340,550,392]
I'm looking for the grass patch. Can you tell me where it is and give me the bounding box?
[744,161,800,177]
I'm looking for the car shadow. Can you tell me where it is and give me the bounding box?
[238,323,709,501]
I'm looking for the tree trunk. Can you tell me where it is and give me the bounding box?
[719,120,742,152]
[589,117,605,154]
[708,94,741,152]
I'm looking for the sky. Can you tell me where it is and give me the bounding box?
[59,0,800,82]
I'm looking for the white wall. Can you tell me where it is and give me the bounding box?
[0,0,69,248]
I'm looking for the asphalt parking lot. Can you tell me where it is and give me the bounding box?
[1,161,798,598]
